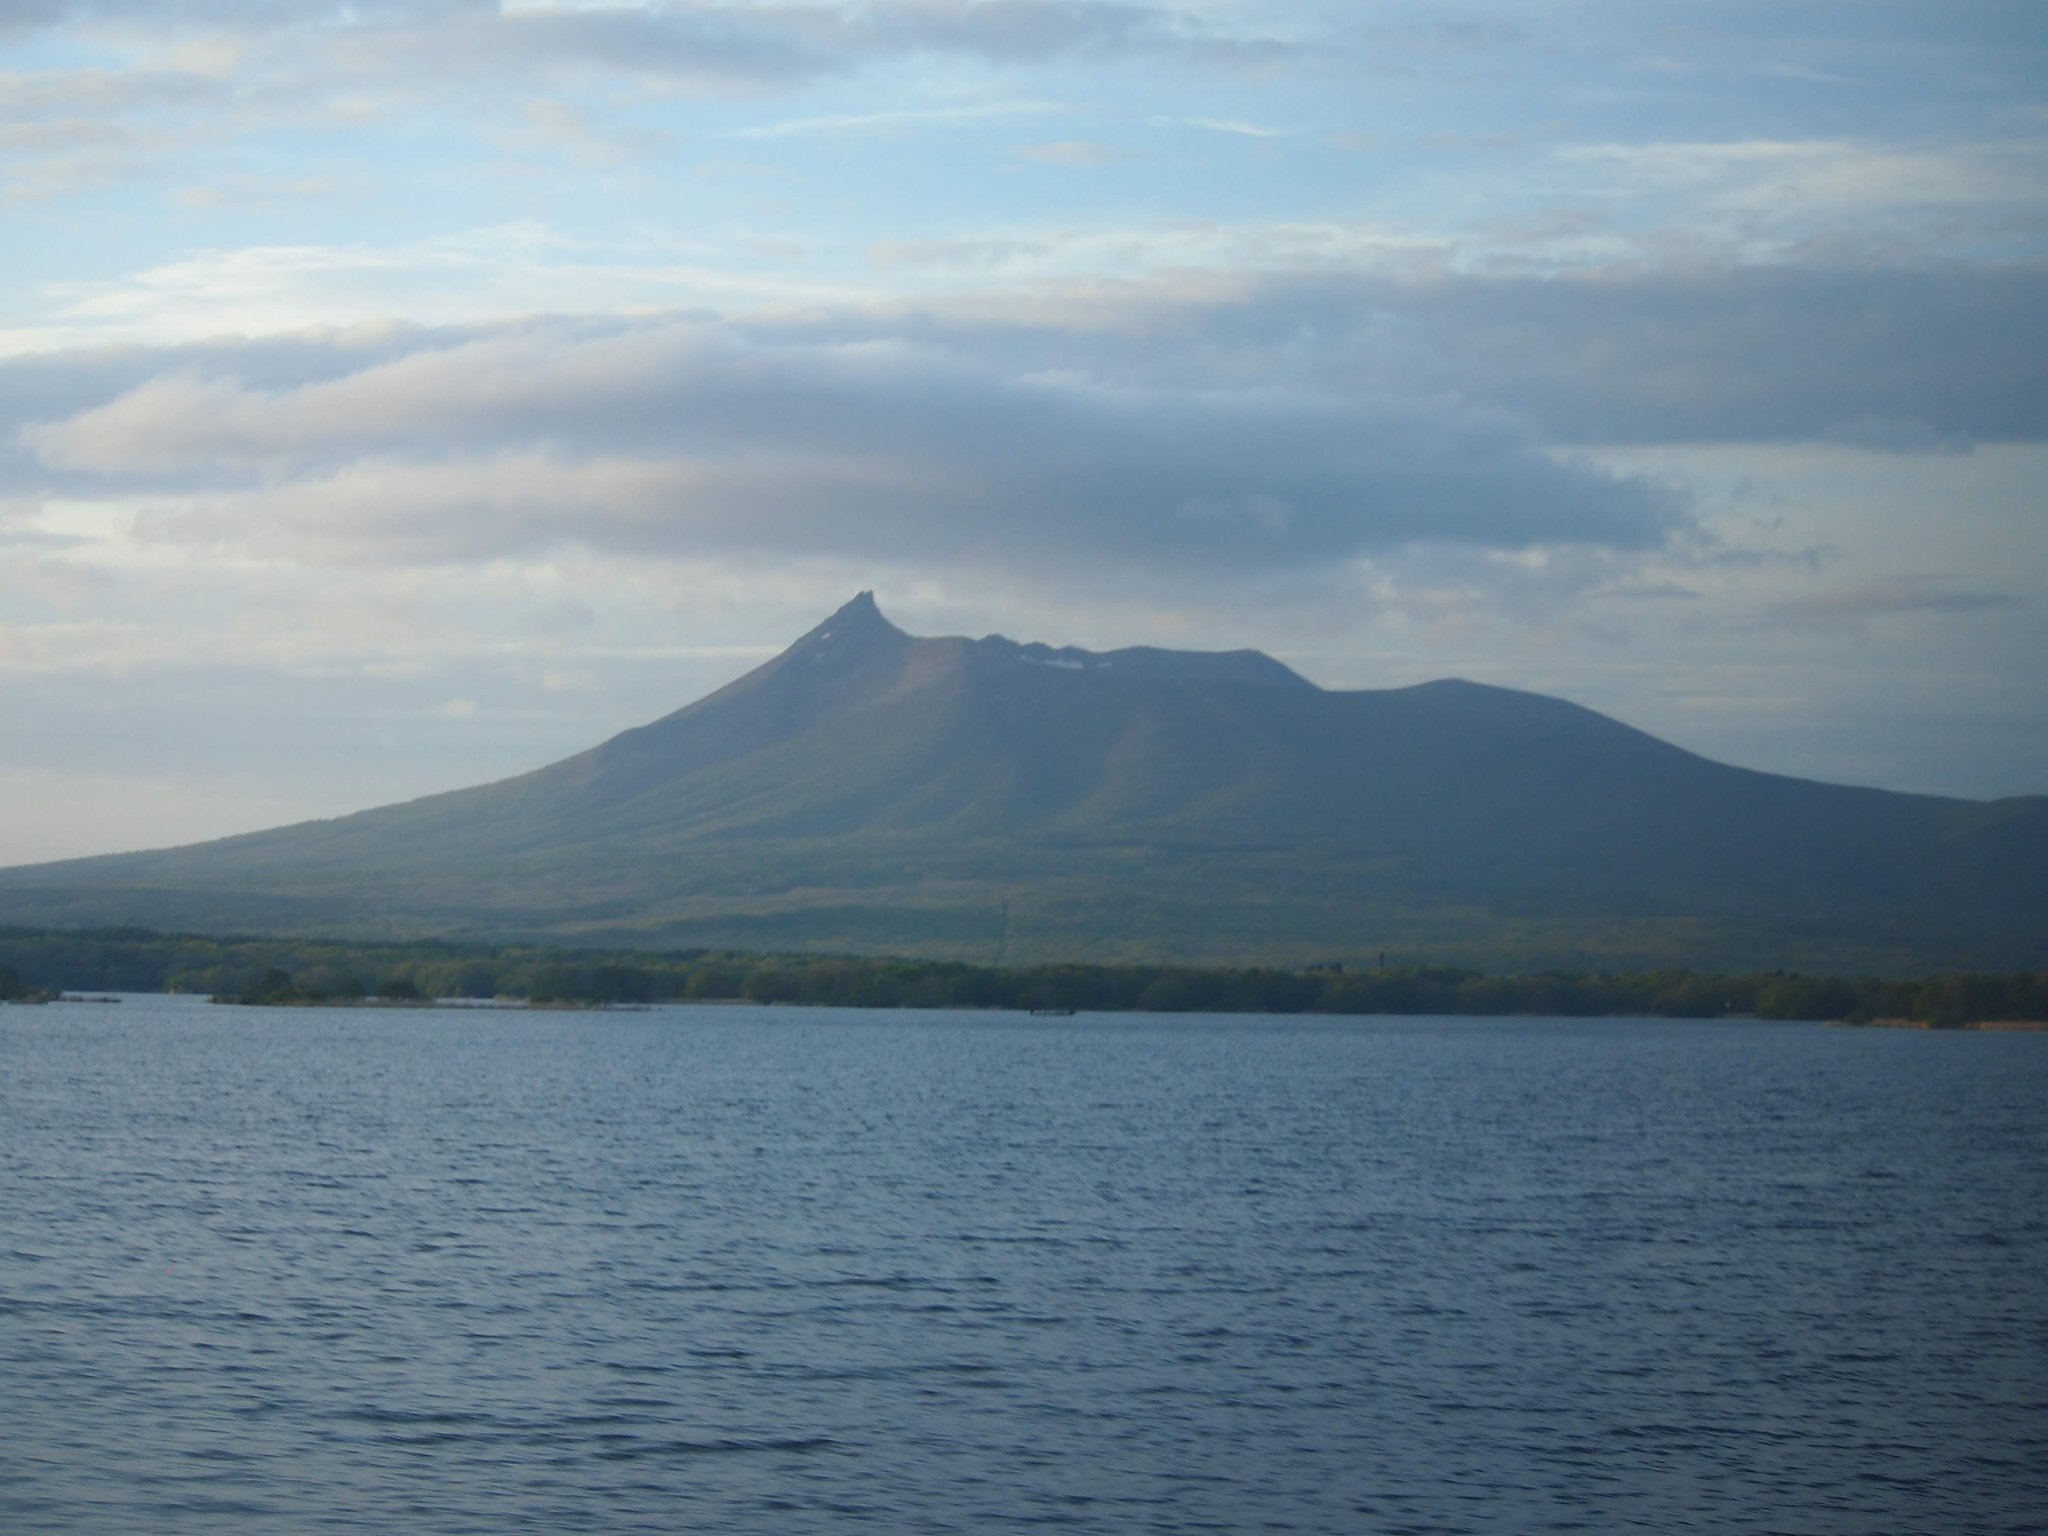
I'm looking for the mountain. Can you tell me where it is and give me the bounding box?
[2,592,2043,972]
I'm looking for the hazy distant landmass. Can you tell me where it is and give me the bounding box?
[1,594,2042,973]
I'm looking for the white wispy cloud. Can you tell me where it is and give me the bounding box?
[7,228,875,351]
[1174,115,1282,138]
[1549,136,2048,260]
[724,97,1062,140]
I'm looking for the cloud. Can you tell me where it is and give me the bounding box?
[169,172,369,208]
[1548,136,2048,261]
[1360,265,2048,446]
[1176,116,1282,138]
[0,1,1290,205]
[0,1,70,40]
[0,617,154,676]
[825,262,2048,448]
[867,236,1052,271]
[17,313,1682,575]
[1759,579,2024,631]
[10,229,872,351]
[502,1,1292,76]
[12,255,2047,479]
[0,65,218,198]
[1559,138,2041,212]
[8,240,2043,686]
[12,251,2048,589]
[8,2,1288,91]
[725,98,1060,141]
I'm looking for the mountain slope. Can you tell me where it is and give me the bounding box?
[2,592,2041,972]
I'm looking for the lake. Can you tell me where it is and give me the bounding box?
[3,996,2043,1533]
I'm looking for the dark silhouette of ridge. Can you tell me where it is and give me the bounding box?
[1,594,2041,972]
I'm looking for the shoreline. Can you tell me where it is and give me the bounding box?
[1828,1017,2048,1032]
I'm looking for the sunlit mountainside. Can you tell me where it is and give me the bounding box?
[2,594,2042,973]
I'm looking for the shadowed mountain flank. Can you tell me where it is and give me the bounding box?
[2,594,2042,972]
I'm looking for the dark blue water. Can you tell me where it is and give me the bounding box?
[2,998,2044,1534]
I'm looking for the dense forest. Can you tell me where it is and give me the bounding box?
[2,925,2043,1025]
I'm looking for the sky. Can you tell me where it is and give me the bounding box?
[2,1,2045,865]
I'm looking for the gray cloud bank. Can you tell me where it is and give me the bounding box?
[11,261,2041,574]
[13,313,1675,573]
[843,264,2048,449]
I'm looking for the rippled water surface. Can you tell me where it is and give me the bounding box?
[3,998,2044,1533]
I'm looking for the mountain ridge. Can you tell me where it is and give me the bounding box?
[1,594,2041,973]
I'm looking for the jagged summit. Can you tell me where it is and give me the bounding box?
[780,591,910,674]
[0,596,2041,971]
[794,594,1314,693]
[800,590,903,644]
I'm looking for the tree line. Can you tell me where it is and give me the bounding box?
[2,924,2043,1024]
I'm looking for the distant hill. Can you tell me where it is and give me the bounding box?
[2,592,2042,972]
